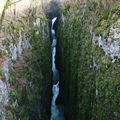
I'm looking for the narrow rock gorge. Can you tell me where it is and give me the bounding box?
[0,0,120,120]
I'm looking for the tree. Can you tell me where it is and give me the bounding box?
[0,0,22,30]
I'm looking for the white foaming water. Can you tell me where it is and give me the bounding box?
[51,82,60,120]
[52,17,57,28]
[51,29,55,35]
[51,17,65,120]
[52,47,56,71]
[52,39,57,47]
[52,82,59,106]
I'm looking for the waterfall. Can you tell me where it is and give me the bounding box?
[51,17,65,120]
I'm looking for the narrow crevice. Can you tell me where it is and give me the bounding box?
[49,2,65,119]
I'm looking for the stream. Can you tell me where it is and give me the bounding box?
[50,17,65,120]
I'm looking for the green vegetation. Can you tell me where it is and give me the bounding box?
[1,0,120,120]
[3,7,51,120]
[57,1,120,120]
[0,67,3,78]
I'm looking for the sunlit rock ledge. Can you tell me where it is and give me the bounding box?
[92,19,120,62]
[61,9,120,63]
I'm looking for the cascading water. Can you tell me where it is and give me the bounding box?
[51,17,65,120]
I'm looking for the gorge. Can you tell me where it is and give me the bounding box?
[0,0,120,120]
[51,17,65,120]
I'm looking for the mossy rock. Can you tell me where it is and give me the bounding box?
[6,111,13,120]
[10,89,20,100]
[0,67,3,78]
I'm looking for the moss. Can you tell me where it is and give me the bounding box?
[6,111,13,120]
[10,89,20,100]
[57,1,120,120]
[0,67,3,78]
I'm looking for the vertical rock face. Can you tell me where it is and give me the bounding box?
[0,4,51,120]
[57,1,120,120]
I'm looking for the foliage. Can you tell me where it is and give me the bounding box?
[0,67,3,78]
[57,1,120,120]
[5,10,51,120]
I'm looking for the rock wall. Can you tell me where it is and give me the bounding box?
[0,4,51,120]
[57,1,120,120]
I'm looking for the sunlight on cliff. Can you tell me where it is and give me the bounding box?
[0,0,53,15]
